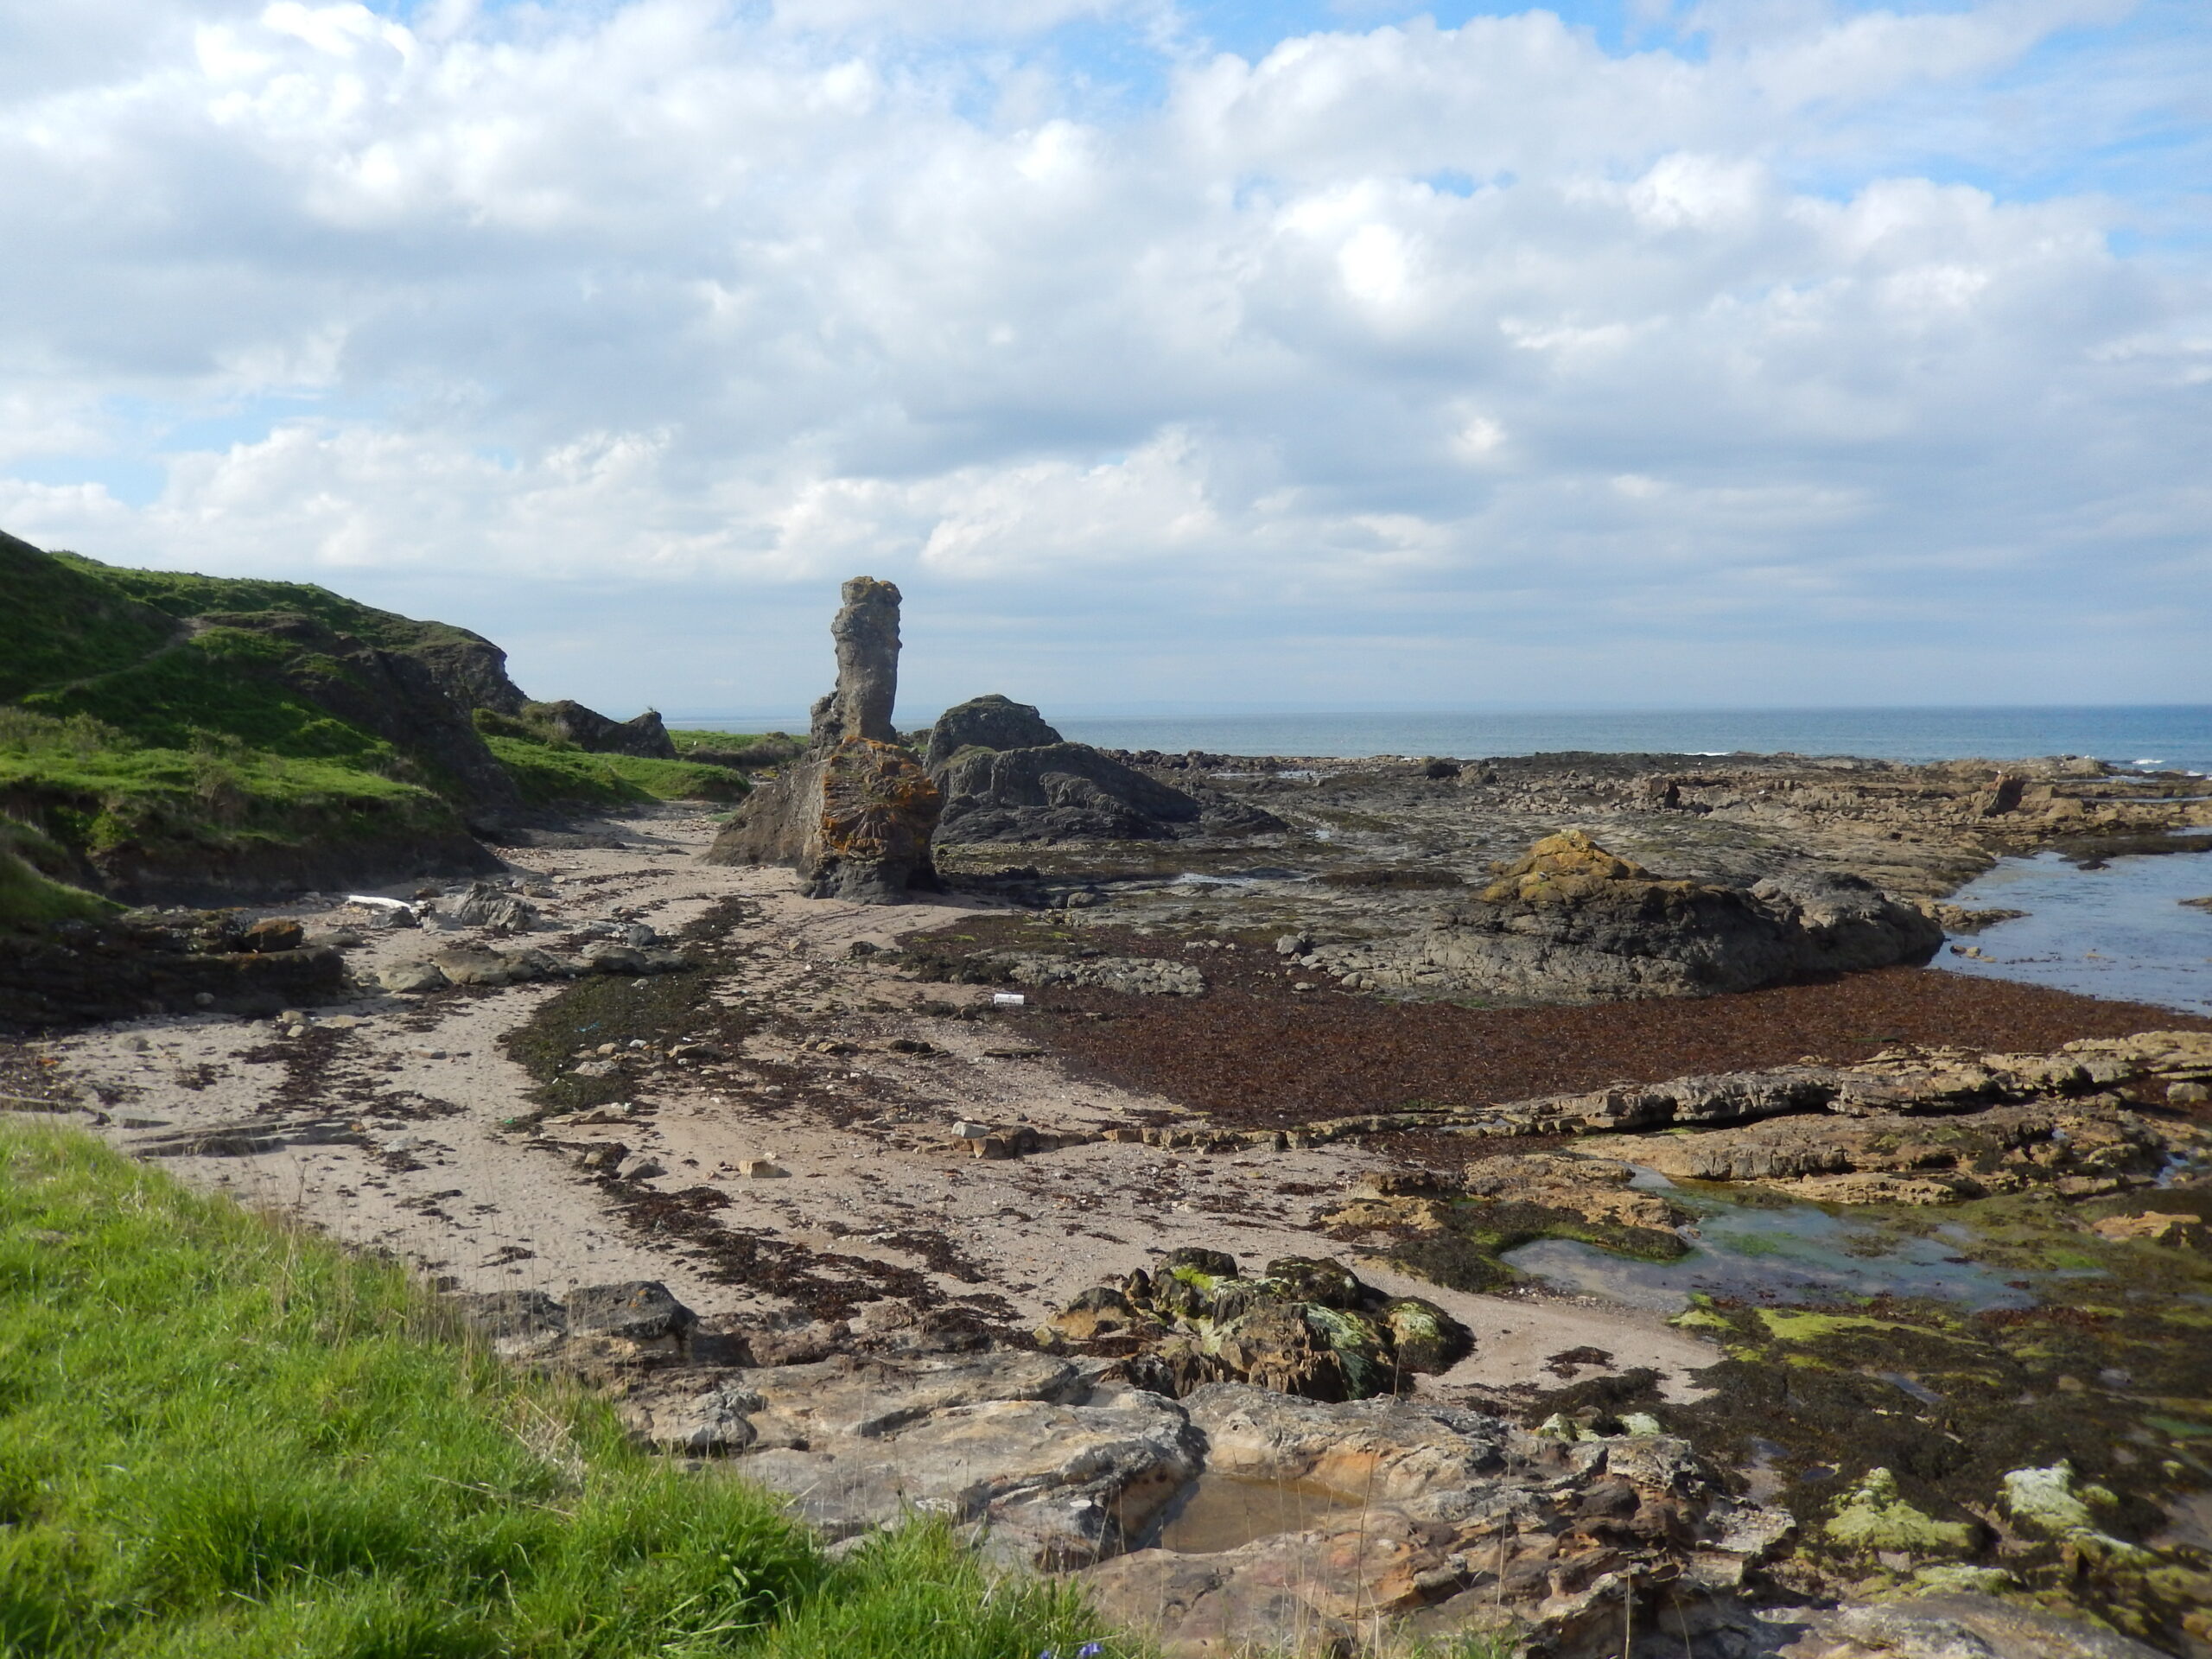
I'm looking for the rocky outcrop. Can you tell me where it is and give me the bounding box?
[937,742,1204,842]
[1083,1386,1790,1659]
[1318,830,1941,1001]
[923,693,1064,768]
[1622,1095,2202,1205]
[1479,1031,2212,1139]
[527,699,677,760]
[192,609,521,811]
[918,689,1285,845]
[997,952,1207,995]
[811,575,903,747]
[456,1281,1789,1654]
[703,579,941,902]
[1037,1249,1471,1400]
[0,908,350,1031]
[1773,1593,2171,1659]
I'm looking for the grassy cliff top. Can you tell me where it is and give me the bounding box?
[0,531,491,707]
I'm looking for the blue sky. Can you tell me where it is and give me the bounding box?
[1,0,2206,717]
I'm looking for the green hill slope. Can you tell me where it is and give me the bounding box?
[0,531,740,913]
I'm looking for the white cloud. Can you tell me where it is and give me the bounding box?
[0,0,2206,713]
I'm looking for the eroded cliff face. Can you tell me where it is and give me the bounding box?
[703,577,941,902]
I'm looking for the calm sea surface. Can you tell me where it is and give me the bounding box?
[679,705,2212,772]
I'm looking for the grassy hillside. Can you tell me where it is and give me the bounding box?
[0,532,742,907]
[481,733,750,806]
[45,551,494,657]
[0,817,119,930]
[0,1120,1124,1658]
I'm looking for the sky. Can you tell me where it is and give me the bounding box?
[2,0,2208,720]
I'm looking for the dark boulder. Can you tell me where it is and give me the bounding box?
[529,699,678,760]
[565,1281,697,1343]
[1319,831,1943,1001]
[935,743,1204,842]
[934,741,1285,844]
[924,694,1064,769]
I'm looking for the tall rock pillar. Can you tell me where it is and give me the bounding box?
[704,578,942,903]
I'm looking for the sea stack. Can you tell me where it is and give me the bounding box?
[704,578,941,902]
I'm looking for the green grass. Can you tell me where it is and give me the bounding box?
[480,735,747,806]
[0,817,119,931]
[24,628,402,765]
[0,1122,1134,1659]
[0,535,177,704]
[0,708,458,865]
[43,551,490,657]
[665,731,804,768]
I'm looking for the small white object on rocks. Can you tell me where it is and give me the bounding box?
[992,992,1026,1007]
[952,1121,991,1139]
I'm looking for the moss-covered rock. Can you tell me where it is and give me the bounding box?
[1040,1249,1471,1402]
[1823,1467,1977,1555]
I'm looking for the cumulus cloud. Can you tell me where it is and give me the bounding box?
[0,0,2205,714]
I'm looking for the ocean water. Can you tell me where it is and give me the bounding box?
[679,705,2212,772]
[1929,847,2212,1016]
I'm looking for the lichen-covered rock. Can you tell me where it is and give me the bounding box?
[1824,1467,1977,1555]
[704,578,942,903]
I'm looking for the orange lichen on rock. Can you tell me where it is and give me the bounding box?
[1478,829,1689,905]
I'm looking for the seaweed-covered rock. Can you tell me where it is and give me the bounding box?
[1039,1249,1469,1401]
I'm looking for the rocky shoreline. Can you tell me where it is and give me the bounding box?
[6,580,2210,1656]
[4,792,2204,1656]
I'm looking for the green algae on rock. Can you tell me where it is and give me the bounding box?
[1824,1467,1978,1555]
[1037,1247,1471,1402]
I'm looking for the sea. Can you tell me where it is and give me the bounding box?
[677,704,2212,774]
[674,705,2212,1014]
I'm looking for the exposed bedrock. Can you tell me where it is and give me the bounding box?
[1317,830,1941,1001]
[926,692,1285,844]
[703,577,940,901]
[478,1281,1793,1657]
[527,698,677,760]
[813,575,902,747]
[923,692,1064,768]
